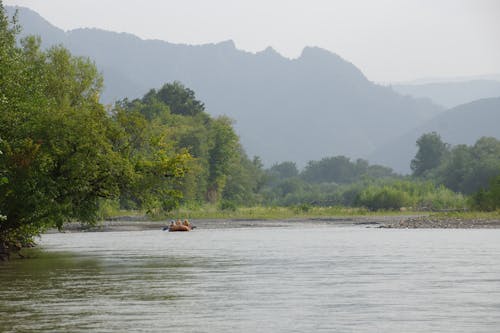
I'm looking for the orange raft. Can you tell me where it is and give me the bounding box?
[168,224,192,232]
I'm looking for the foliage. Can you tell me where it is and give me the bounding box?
[155,81,205,117]
[2,2,497,246]
[356,185,410,210]
[165,204,374,220]
[411,132,449,177]
[419,136,500,194]
[0,7,189,248]
[0,139,6,221]
[268,161,299,183]
[261,157,400,208]
[302,156,395,184]
[471,175,500,211]
[355,180,465,211]
[0,34,131,244]
[114,82,263,208]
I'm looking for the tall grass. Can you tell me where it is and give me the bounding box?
[159,205,420,220]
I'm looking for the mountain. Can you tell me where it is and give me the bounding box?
[7,6,442,167]
[392,80,500,109]
[370,97,500,173]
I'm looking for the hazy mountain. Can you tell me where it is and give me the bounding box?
[370,97,500,173]
[392,80,500,109]
[7,6,443,167]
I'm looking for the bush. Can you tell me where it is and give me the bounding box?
[472,175,500,211]
[356,186,409,210]
[294,203,312,213]
[219,200,237,211]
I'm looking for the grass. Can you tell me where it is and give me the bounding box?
[430,210,500,220]
[157,205,425,220]
[98,200,500,222]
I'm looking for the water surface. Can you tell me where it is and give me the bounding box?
[1,224,500,332]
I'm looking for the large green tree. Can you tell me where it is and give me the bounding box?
[411,132,449,177]
[472,175,500,211]
[0,27,131,247]
[434,137,500,194]
[114,82,260,207]
[301,156,394,184]
[0,6,189,251]
[206,116,238,203]
[268,161,299,181]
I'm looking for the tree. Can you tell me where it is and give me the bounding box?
[112,100,192,213]
[301,156,351,183]
[268,161,299,180]
[206,116,238,203]
[115,81,258,207]
[155,81,205,117]
[411,132,449,177]
[431,137,500,194]
[222,149,266,205]
[0,6,138,252]
[0,138,6,222]
[472,175,500,211]
[0,40,131,242]
[435,144,472,192]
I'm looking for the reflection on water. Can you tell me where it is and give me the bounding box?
[1,226,500,332]
[0,249,192,332]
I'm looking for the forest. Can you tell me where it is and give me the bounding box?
[1,5,499,250]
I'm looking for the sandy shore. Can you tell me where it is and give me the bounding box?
[51,214,500,232]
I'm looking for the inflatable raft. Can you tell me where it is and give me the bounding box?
[168,224,192,232]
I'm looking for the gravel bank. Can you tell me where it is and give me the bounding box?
[50,214,500,233]
[380,216,500,229]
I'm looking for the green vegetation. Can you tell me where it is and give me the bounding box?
[0,5,261,253]
[412,134,500,194]
[113,82,265,209]
[410,132,449,177]
[165,205,382,220]
[410,132,500,210]
[471,175,500,211]
[431,210,500,221]
[1,4,499,257]
[0,9,134,249]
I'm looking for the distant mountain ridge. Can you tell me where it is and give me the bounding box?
[7,5,444,167]
[392,80,500,109]
[370,97,500,173]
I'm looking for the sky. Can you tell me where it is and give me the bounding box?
[4,0,500,83]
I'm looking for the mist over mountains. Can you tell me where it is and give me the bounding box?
[392,80,500,109]
[7,6,499,173]
[371,97,500,172]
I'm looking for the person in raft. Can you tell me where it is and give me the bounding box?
[183,219,190,227]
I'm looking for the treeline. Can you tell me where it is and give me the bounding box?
[113,82,265,210]
[259,133,500,211]
[261,159,465,211]
[411,132,500,210]
[1,4,499,253]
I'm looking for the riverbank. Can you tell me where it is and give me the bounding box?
[53,212,500,232]
[381,214,500,229]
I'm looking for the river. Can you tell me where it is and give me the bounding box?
[1,223,500,332]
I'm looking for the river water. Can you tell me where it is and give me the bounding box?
[1,224,500,332]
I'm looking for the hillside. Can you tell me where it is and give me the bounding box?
[392,80,500,109]
[7,6,442,167]
[370,97,500,173]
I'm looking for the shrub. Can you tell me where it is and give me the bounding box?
[472,175,500,211]
[357,186,410,210]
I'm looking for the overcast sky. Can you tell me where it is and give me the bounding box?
[4,0,500,83]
